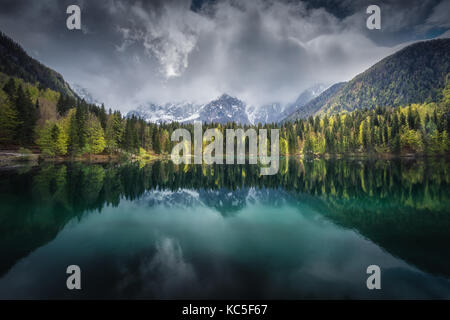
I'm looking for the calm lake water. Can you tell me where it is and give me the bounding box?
[0,158,449,299]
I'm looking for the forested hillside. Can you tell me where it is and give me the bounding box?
[280,74,450,155]
[0,31,76,98]
[286,39,450,120]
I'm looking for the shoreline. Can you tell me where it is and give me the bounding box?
[0,150,168,168]
[290,152,450,160]
[1,150,448,169]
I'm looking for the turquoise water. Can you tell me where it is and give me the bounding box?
[0,158,449,299]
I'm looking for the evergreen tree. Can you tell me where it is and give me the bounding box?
[3,78,16,97]
[303,136,314,155]
[98,104,107,130]
[85,114,106,154]
[105,112,123,153]
[14,85,37,144]
[56,94,65,115]
[0,90,20,144]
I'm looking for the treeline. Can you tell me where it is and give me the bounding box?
[281,78,450,155]
[0,78,39,145]
[40,98,281,157]
[0,74,165,156]
[0,74,281,157]
[0,72,449,157]
[35,95,450,158]
[282,101,449,156]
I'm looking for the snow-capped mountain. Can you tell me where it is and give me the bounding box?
[136,187,295,217]
[246,103,282,124]
[293,83,329,107]
[246,84,328,124]
[126,84,327,125]
[127,102,202,123]
[127,94,250,125]
[199,94,250,124]
[71,83,102,106]
[285,83,328,117]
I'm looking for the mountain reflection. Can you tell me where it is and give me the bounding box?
[0,157,449,280]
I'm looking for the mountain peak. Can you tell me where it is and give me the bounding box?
[201,94,249,124]
[284,38,450,121]
[126,86,327,125]
[216,93,236,101]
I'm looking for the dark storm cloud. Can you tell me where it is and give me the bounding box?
[0,0,448,111]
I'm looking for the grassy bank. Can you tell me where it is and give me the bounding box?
[0,147,168,168]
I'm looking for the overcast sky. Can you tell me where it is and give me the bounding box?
[0,0,449,111]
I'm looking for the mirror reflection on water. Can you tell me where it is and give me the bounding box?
[0,157,449,299]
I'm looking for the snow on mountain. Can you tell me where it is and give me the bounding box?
[286,83,328,115]
[127,102,202,124]
[246,103,282,124]
[199,94,250,124]
[136,187,293,217]
[127,94,250,125]
[71,83,102,106]
[126,84,327,125]
[246,84,328,124]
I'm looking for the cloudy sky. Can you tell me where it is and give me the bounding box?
[0,0,449,112]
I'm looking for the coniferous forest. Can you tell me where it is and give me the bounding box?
[1,71,449,158]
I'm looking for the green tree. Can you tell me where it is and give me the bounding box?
[85,114,106,154]
[361,120,370,151]
[15,85,38,144]
[0,90,20,144]
[98,104,107,130]
[3,78,16,97]
[36,121,68,156]
[303,136,314,155]
[67,102,88,154]
[105,112,123,153]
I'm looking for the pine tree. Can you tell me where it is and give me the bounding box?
[56,94,65,115]
[383,124,389,146]
[303,136,314,155]
[3,78,16,97]
[14,85,37,144]
[99,104,107,130]
[392,113,400,138]
[67,105,87,155]
[0,91,20,144]
[105,112,123,153]
[122,117,139,152]
[391,134,401,154]
[325,128,334,153]
[287,125,297,154]
[152,127,161,154]
[75,101,88,150]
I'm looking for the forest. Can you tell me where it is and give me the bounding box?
[0,71,449,158]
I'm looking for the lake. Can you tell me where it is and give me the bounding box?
[0,157,449,299]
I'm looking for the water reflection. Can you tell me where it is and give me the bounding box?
[0,158,449,299]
